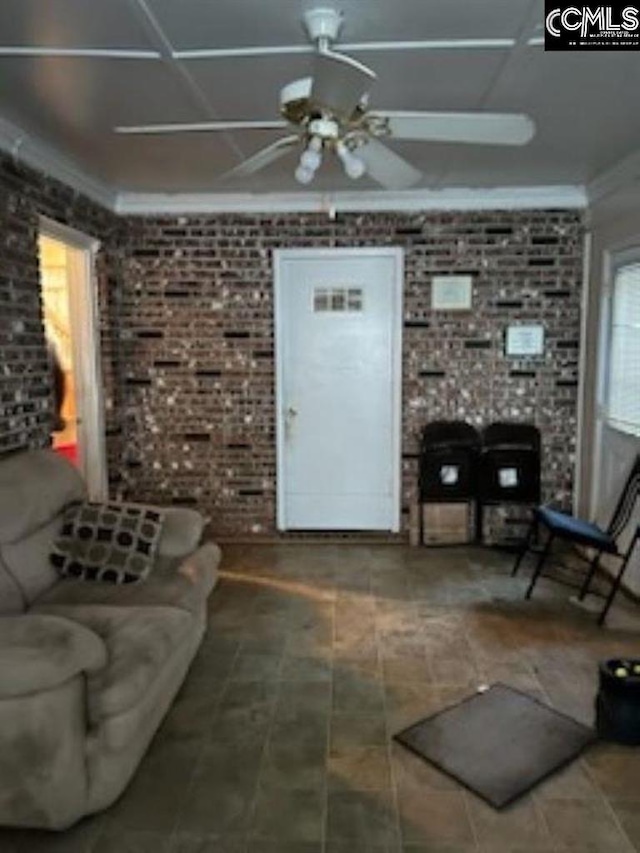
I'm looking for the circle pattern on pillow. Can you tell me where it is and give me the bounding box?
[50,502,165,584]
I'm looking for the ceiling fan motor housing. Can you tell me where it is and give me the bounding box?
[303,8,343,43]
[280,77,313,124]
[204,9,537,188]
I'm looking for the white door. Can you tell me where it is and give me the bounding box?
[275,248,403,531]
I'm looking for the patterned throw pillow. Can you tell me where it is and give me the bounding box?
[50,502,165,584]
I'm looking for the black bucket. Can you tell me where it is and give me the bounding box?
[596,659,640,745]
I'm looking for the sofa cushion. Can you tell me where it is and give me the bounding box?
[33,542,221,616]
[35,605,193,721]
[0,614,107,698]
[0,554,25,614]
[2,515,64,605]
[0,450,85,545]
[50,502,165,585]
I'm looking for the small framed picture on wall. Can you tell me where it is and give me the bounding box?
[431,275,473,311]
[505,324,545,357]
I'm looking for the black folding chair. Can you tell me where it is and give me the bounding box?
[512,455,640,625]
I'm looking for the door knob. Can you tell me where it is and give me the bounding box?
[286,406,298,418]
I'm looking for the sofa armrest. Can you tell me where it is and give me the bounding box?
[176,541,220,591]
[0,614,107,699]
[158,507,206,558]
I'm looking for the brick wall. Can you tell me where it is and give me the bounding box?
[0,152,584,538]
[0,153,124,479]
[118,210,584,539]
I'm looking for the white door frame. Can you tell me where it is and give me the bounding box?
[39,215,108,501]
[274,246,404,531]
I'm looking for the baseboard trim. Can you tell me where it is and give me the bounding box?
[209,532,406,545]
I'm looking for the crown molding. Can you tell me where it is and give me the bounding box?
[116,185,587,215]
[587,148,640,206]
[0,113,587,217]
[0,116,117,211]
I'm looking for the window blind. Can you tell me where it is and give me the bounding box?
[608,261,640,435]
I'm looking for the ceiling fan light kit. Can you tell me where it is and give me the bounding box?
[294,162,315,184]
[292,115,366,184]
[336,140,366,180]
[113,6,537,191]
[300,135,323,171]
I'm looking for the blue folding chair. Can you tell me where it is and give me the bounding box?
[512,455,640,625]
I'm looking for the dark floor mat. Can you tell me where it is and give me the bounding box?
[394,683,597,809]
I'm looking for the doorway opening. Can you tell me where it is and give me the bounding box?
[38,220,107,500]
[40,235,78,463]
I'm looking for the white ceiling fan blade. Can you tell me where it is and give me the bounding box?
[358,137,422,190]
[219,134,300,180]
[311,49,376,119]
[114,120,289,135]
[371,111,535,146]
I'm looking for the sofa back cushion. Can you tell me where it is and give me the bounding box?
[0,553,25,614]
[3,516,65,605]
[0,449,86,605]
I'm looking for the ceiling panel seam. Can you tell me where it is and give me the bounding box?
[127,0,246,161]
[173,39,515,60]
[436,0,540,188]
[0,47,160,58]
[477,0,541,111]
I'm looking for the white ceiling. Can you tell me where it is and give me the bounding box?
[0,0,639,205]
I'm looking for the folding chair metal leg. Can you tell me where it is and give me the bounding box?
[512,517,537,577]
[525,533,554,600]
[598,530,640,626]
[577,550,603,601]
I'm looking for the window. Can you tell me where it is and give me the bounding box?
[607,259,640,435]
[313,287,363,313]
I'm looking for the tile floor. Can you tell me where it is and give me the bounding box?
[1,543,640,852]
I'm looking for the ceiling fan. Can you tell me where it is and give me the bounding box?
[115,7,535,190]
